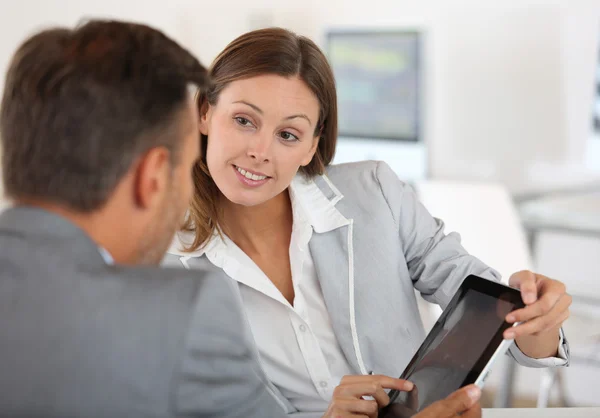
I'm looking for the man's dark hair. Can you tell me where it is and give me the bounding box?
[0,20,208,211]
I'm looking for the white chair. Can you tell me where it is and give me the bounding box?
[414,180,533,279]
[414,179,534,408]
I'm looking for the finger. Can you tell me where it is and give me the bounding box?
[540,277,566,297]
[506,290,566,324]
[381,403,417,418]
[547,309,570,332]
[506,294,571,337]
[442,385,481,413]
[509,271,539,305]
[334,382,391,407]
[460,403,483,418]
[341,375,414,392]
[328,409,369,418]
[504,296,571,338]
[407,383,419,411]
[331,398,379,418]
[506,316,548,339]
[417,385,480,418]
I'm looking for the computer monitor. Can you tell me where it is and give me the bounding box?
[327,30,421,142]
[326,29,427,181]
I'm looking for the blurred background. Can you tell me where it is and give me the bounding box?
[1,0,600,410]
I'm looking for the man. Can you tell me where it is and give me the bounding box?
[0,20,481,418]
[0,20,285,418]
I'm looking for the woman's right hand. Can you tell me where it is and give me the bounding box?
[380,385,482,418]
[322,374,414,418]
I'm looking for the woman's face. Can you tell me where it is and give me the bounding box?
[201,74,320,207]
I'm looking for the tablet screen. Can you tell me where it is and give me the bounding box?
[387,279,522,415]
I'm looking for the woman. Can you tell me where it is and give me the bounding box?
[164,28,570,417]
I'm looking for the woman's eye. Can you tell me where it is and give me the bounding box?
[235,117,252,127]
[280,131,299,142]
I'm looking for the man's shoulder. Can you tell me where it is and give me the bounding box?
[111,262,223,285]
[0,240,247,416]
[109,263,237,310]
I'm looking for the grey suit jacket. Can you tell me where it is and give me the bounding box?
[164,160,570,415]
[0,207,287,418]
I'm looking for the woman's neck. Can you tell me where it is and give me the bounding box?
[221,189,293,255]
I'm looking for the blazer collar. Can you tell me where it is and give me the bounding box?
[289,172,350,234]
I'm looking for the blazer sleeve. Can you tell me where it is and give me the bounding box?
[172,268,289,417]
[374,161,569,368]
[374,161,500,308]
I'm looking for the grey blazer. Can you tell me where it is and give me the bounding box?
[0,207,287,418]
[164,160,570,415]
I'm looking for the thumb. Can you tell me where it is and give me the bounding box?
[439,385,481,416]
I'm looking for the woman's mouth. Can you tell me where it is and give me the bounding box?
[233,165,271,187]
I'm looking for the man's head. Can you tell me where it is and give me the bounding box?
[0,20,207,264]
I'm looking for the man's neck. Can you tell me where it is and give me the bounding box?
[221,190,293,256]
[14,198,139,264]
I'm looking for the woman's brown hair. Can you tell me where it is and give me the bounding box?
[183,27,338,252]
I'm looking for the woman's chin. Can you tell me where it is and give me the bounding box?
[219,178,283,208]
[223,191,269,208]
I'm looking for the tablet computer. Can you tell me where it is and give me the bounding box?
[379,275,525,417]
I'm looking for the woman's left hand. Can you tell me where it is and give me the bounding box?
[503,271,571,357]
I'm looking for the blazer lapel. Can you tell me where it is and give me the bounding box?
[310,224,369,376]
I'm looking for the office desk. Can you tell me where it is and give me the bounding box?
[519,190,600,237]
[484,408,600,417]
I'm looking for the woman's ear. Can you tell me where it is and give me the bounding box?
[198,97,211,136]
[300,135,320,167]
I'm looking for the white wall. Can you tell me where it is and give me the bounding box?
[310,0,600,192]
[1,0,600,193]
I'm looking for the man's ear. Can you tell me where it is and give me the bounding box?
[133,147,171,209]
[198,98,211,136]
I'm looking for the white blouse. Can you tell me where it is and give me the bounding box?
[199,175,355,412]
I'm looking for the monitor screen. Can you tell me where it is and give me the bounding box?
[327,31,421,142]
